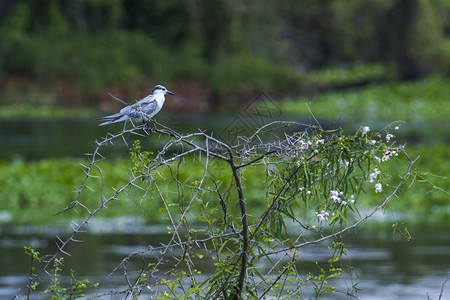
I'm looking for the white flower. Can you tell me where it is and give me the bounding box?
[300,140,311,150]
[316,139,325,146]
[362,126,370,135]
[344,158,353,167]
[371,140,377,145]
[374,183,383,193]
[369,168,381,183]
[348,195,355,204]
[374,156,381,163]
[382,151,393,162]
[394,126,400,130]
[306,190,311,195]
[386,134,394,141]
[316,210,329,221]
[330,190,341,203]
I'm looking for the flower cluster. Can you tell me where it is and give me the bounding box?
[315,139,325,146]
[361,124,402,193]
[330,190,343,203]
[382,151,393,162]
[374,183,383,193]
[299,140,311,150]
[348,195,355,204]
[298,187,312,195]
[386,133,394,141]
[316,210,329,221]
[369,166,384,193]
[329,190,355,206]
[312,124,401,224]
[369,168,380,183]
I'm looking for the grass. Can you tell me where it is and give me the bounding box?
[299,63,387,87]
[0,143,447,225]
[281,76,450,122]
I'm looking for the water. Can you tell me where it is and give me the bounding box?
[0,116,232,161]
[1,220,449,299]
[0,118,103,161]
[0,117,447,161]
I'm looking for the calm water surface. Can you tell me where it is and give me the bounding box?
[1,220,449,299]
[0,117,446,161]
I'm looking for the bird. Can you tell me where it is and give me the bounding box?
[97,85,175,126]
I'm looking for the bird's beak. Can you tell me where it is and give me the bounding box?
[166,90,175,95]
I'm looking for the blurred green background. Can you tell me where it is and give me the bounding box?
[0,0,448,224]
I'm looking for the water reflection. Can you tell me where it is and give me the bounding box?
[1,221,448,299]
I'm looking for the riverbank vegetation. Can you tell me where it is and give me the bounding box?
[0,142,447,225]
[282,76,450,123]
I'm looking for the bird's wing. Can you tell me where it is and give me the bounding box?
[117,102,146,119]
[128,98,158,115]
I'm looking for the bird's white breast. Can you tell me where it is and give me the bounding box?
[154,93,165,108]
[147,94,165,118]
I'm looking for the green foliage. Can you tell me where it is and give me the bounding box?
[0,105,95,119]
[155,269,203,299]
[1,33,149,100]
[42,1,70,35]
[0,3,31,51]
[24,246,41,264]
[0,141,447,224]
[282,76,450,123]
[301,63,387,87]
[40,258,98,299]
[392,0,448,78]
[23,246,41,291]
[0,30,302,104]
[129,139,152,173]
[1,0,449,108]
[0,158,137,224]
[375,144,449,218]
[209,54,300,95]
[23,248,98,299]
[307,242,347,298]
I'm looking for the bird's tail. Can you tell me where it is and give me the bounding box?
[97,113,129,126]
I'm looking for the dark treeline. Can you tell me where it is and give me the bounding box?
[0,0,449,108]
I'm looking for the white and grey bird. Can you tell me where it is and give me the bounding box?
[97,85,174,126]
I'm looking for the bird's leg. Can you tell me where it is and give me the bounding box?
[143,119,155,134]
[138,110,152,133]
